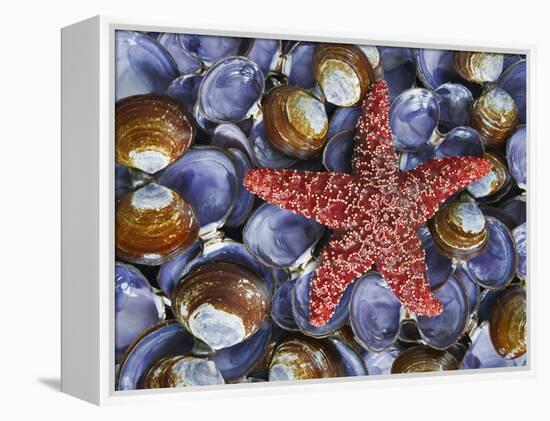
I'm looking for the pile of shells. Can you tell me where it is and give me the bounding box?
[115,31,527,390]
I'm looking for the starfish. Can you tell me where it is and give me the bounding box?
[244,80,490,327]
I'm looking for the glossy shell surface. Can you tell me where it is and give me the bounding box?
[391,346,458,374]
[489,286,526,359]
[144,356,225,388]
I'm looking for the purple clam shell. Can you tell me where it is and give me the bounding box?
[179,34,246,66]
[416,274,468,350]
[416,49,463,90]
[506,126,527,189]
[246,39,281,74]
[157,240,203,297]
[198,57,264,123]
[361,345,401,376]
[434,126,484,159]
[118,321,195,390]
[115,262,164,362]
[226,148,254,227]
[115,31,179,101]
[462,322,527,369]
[292,266,353,337]
[498,60,526,124]
[167,74,203,114]
[250,119,297,168]
[480,206,518,231]
[464,217,517,290]
[244,203,325,268]
[350,272,401,351]
[503,54,524,71]
[389,88,440,152]
[398,149,434,171]
[285,42,316,89]
[455,267,480,315]
[157,146,238,237]
[115,164,132,199]
[478,289,498,323]
[211,123,254,160]
[271,280,299,331]
[322,130,354,174]
[157,33,202,74]
[433,83,474,132]
[328,337,368,376]
[380,47,416,102]
[327,107,361,140]
[211,320,272,382]
[289,155,324,172]
[513,223,527,280]
[418,226,453,289]
[500,195,526,227]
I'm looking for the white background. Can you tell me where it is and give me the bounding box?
[1,0,548,419]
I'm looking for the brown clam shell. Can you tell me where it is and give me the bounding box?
[489,285,527,359]
[453,51,504,84]
[391,345,458,374]
[262,85,329,159]
[467,151,511,201]
[172,262,271,350]
[470,87,518,147]
[115,183,199,265]
[429,199,488,260]
[313,44,375,107]
[116,95,194,174]
[144,356,224,388]
[268,336,344,381]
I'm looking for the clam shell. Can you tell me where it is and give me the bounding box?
[211,320,272,382]
[418,226,453,289]
[506,126,527,189]
[397,319,422,343]
[243,203,325,268]
[416,274,469,350]
[362,345,401,376]
[144,356,224,388]
[179,34,248,66]
[398,149,434,171]
[250,118,297,168]
[271,280,299,331]
[391,345,458,374]
[157,33,202,74]
[470,87,518,147]
[467,151,511,202]
[284,42,316,89]
[429,199,488,260]
[497,59,526,124]
[262,85,329,159]
[211,123,254,161]
[433,83,474,133]
[500,194,526,228]
[480,206,518,231]
[172,262,271,350]
[463,216,517,290]
[157,240,202,297]
[157,146,238,238]
[167,74,203,115]
[416,49,465,90]
[327,337,368,377]
[389,88,440,152]
[115,183,199,265]
[322,130,355,174]
[115,95,194,174]
[198,57,264,123]
[434,126,484,159]
[455,267,481,316]
[478,289,498,323]
[462,321,527,369]
[115,31,179,101]
[115,262,165,362]
[379,47,416,102]
[327,106,361,140]
[489,286,527,359]
[117,321,195,390]
[268,337,344,381]
[350,272,401,352]
[453,51,504,84]
[312,44,375,107]
[513,223,527,281]
[246,39,281,74]
[225,148,254,227]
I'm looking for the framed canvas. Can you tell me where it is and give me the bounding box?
[61,15,532,405]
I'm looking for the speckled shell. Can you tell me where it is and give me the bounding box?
[470,87,518,147]
[143,356,224,388]
[115,184,199,265]
[262,85,329,159]
[489,286,527,359]
[172,262,271,350]
[453,52,504,84]
[429,199,488,260]
[391,345,458,374]
[467,151,511,202]
[312,44,375,107]
[268,337,344,381]
[115,95,194,174]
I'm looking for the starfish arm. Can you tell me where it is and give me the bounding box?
[309,229,374,327]
[352,80,399,185]
[374,232,443,317]
[403,156,491,223]
[244,168,359,230]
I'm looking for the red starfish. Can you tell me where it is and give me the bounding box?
[244,80,490,327]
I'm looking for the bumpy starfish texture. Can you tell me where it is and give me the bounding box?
[244,80,491,327]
